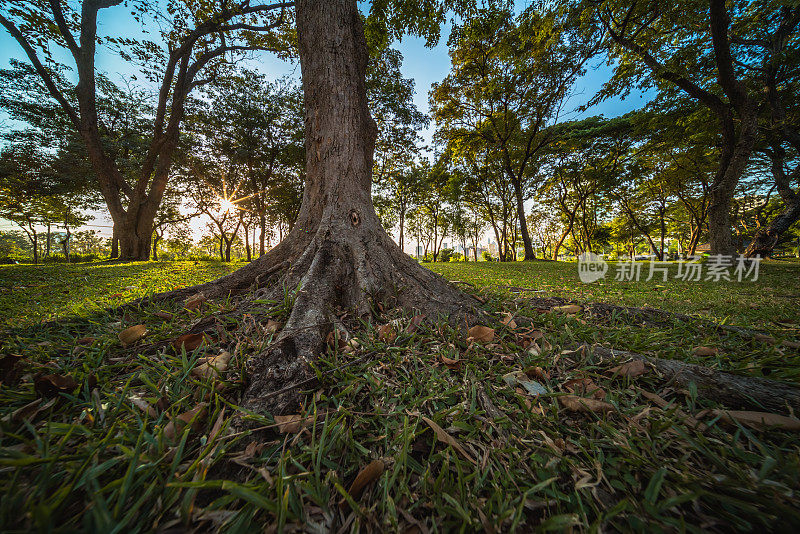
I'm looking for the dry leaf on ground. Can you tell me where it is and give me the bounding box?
[184,293,207,311]
[692,346,719,356]
[193,351,232,379]
[553,305,582,314]
[440,354,460,370]
[563,377,606,399]
[163,403,207,440]
[129,396,158,417]
[172,332,207,352]
[264,319,281,335]
[274,414,312,433]
[406,314,425,333]
[559,395,615,414]
[342,459,386,506]
[500,313,517,329]
[610,360,647,378]
[421,416,476,463]
[468,325,495,343]
[119,324,147,346]
[35,374,78,398]
[378,323,397,343]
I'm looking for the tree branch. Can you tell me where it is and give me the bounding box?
[0,13,80,129]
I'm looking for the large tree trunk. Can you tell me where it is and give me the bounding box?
[117,215,154,261]
[148,0,479,416]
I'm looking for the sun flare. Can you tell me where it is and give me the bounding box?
[218,198,236,215]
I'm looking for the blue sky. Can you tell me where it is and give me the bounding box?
[0,3,652,239]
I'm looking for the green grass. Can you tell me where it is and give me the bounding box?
[1,259,799,532]
[0,260,238,328]
[428,259,800,329]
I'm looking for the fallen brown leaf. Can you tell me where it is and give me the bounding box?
[208,407,227,443]
[753,333,776,344]
[553,304,582,314]
[119,324,148,346]
[558,395,615,414]
[0,354,25,385]
[35,374,78,398]
[637,388,706,430]
[526,366,549,380]
[467,325,495,344]
[421,416,476,463]
[405,314,425,334]
[326,330,345,351]
[6,398,56,423]
[610,360,647,378]
[184,293,207,311]
[264,319,281,335]
[163,403,208,441]
[274,414,311,433]
[440,354,460,370]
[563,377,606,400]
[500,312,517,329]
[378,323,397,343]
[193,351,231,379]
[692,346,719,356]
[342,459,385,506]
[172,332,207,352]
[129,396,158,417]
[153,311,174,321]
[75,337,95,345]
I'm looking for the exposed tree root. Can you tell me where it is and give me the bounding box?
[585,344,800,414]
[142,227,483,416]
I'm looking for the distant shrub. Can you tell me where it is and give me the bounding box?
[448,253,464,262]
[481,251,494,262]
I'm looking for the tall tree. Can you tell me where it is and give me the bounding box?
[585,0,799,256]
[154,0,479,414]
[432,5,598,260]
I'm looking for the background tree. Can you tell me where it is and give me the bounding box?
[432,5,599,260]
[585,0,800,256]
[1,0,292,259]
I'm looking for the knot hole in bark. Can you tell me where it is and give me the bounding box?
[349,209,361,227]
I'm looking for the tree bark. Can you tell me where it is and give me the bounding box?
[259,214,267,257]
[588,345,800,414]
[513,180,535,260]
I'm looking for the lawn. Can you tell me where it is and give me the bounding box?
[427,259,800,329]
[1,259,799,531]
